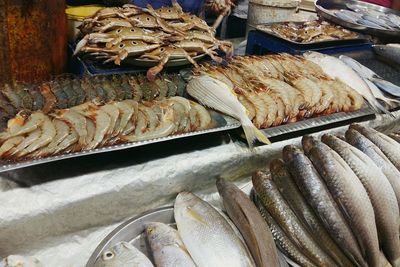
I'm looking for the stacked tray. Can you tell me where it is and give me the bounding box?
[316,0,400,38]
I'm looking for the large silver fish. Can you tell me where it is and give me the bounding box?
[282,145,367,267]
[303,52,391,115]
[374,44,400,68]
[95,242,154,267]
[350,124,400,171]
[217,178,281,267]
[253,171,337,267]
[174,192,256,267]
[145,222,196,267]
[345,128,400,212]
[302,136,386,267]
[322,134,400,267]
[340,54,400,98]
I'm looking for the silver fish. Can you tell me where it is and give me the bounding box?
[339,55,400,99]
[95,242,154,267]
[334,11,359,24]
[346,128,400,213]
[350,124,400,171]
[322,134,400,267]
[361,14,394,29]
[304,52,391,116]
[302,135,384,267]
[357,18,387,30]
[373,44,400,71]
[174,192,256,267]
[146,222,196,267]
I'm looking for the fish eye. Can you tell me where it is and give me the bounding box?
[103,251,114,260]
[168,9,171,12]
[146,17,150,21]
[117,29,122,33]
[132,41,137,45]
[119,44,125,48]
[130,28,135,32]
[160,48,164,51]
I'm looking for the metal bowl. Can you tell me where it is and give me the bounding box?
[315,0,400,38]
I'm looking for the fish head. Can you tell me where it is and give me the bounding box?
[282,145,302,163]
[302,135,318,155]
[345,128,365,146]
[269,158,286,175]
[146,222,179,249]
[97,242,137,266]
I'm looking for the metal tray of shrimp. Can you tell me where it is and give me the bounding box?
[316,0,400,38]
[0,112,241,173]
[85,206,175,267]
[254,21,369,48]
[261,107,375,139]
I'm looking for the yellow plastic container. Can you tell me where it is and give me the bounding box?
[66,5,104,41]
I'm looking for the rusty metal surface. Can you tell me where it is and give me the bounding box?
[0,0,67,85]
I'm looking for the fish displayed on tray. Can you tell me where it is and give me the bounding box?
[73,1,232,81]
[374,43,400,66]
[188,53,367,146]
[90,181,284,267]
[0,96,212,161]
[256,20,359,44]
[253,123,400,267]
[0,73,188,132]
[326,3,400,31]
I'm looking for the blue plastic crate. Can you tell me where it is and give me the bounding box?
[245,30,373,56]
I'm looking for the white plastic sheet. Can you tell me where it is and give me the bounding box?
[0,112,399,266]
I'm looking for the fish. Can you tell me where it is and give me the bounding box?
[334,10,359,23]
[94,242,154,267]
[254,195,319,267]
[270,159,355,267]
[365,78,400,108]
[145,222,196,267]
[174,192,256,267]
[361,15,393,29]
[350,124,400,171]
[341,54,400,98]
[322,134,400,267]
[282,145,367,267]
[187,74,271,148]
[345,128,400,212]
[304,52,391,116]
[252,171,337,267]
[302,135,385,267]
[216,178,281,267]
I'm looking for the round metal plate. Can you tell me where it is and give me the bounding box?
[85,206,174,267]
[315,0,400,38]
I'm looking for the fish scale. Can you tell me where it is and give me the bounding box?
[282,145,367,267]
[302,136,386,267]
[252,171,337,267]
[174,192,256,267]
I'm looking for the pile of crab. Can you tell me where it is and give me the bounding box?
[74,1,233,81]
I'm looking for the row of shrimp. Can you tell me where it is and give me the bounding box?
[0,73,188,131]
[196,53,364,129]
[73,0,233,81]
[0,96,212,161]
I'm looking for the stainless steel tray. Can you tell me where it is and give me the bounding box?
[85,204,291,267]
[85,206,175,267]
[255,21,367,47]
[261,108,374,138]
[0,112,241,173]
[316,0,400,38]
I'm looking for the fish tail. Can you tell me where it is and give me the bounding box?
[369,98,395,118]
[240,115,271,148]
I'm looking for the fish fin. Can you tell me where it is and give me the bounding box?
[241,116,271,148]
[186,207,207,225]
[367,97,395,118]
